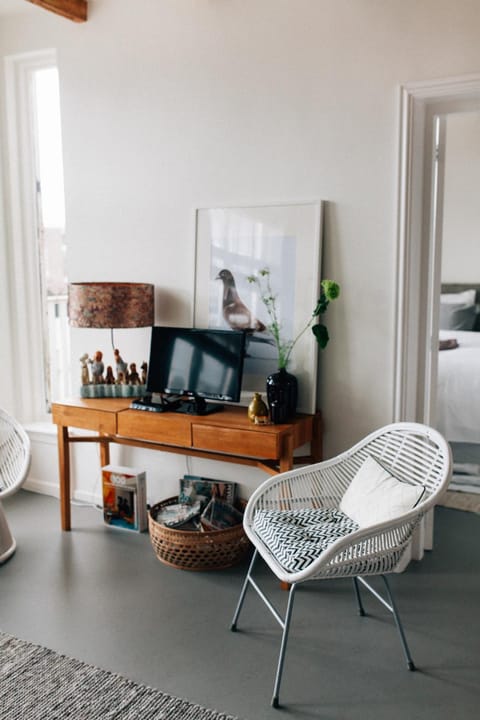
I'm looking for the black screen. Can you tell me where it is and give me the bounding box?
[147,327,246,403]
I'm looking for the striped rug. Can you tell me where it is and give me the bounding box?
[0,632,239,720]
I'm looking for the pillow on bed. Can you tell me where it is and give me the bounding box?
[440,289,476,305]
[439,303,476,331]
[439,290,476,331]
[339,455,425,528]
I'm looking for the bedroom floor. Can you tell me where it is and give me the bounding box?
[1,490,480,720]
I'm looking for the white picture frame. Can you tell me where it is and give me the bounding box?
[194,201,323,414]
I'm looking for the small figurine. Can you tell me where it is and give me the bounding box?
[105,366,115,385]
[113,349,128,382]
[140,361,148,385]
[89,350,105,384]
[116,371,126,385]
[128,362,140,385]
[247,392,269,423]
[80,353,90,385]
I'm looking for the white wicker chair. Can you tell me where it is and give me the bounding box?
[0,408,31,564]
[231,422,452,708]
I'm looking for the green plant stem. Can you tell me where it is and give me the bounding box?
[261,274,288,367]
[248,269,336,369]
[283,314,316,368]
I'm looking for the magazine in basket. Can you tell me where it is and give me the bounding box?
[102,464,147,532]
[179,474,236,506]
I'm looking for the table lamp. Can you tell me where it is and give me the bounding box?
[68,281,154,348]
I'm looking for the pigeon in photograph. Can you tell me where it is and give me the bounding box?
[216,269,267,332]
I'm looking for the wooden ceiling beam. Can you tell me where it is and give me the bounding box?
[26,0,88,23]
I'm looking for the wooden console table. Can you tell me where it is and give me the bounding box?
[51,398,322,531]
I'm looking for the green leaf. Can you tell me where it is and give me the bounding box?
[312,323,329,349]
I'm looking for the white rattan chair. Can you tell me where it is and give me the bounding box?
[0,408,31,564]
[231,422,452,708]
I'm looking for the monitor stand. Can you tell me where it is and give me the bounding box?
[174,396,224,416]
[130,395,181,413]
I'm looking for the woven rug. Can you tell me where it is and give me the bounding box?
[439,491,480,514]
[0,632,239,720]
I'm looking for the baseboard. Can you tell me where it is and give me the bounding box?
[24,479,59,498]
[23,479,101,507]
[72,488,102,507]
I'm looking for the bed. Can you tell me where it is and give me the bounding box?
[436,285,480,496]
[437,328,480,443]
[437,284,480,442]
[437,285,480,492]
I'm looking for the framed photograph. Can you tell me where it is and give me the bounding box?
[194,202,323,414]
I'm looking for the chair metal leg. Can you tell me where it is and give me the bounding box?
[352,577,365,616]
[232,568,415,708]
[230,548,298,708]
[230,549,258,631]
[357,575,416,671]
[272,583,297,709]
[381,576,416,671]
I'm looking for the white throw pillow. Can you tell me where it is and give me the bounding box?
[439,290,477,330]
[440,289,476,306]
[339,455,424,527]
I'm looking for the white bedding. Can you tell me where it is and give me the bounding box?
[437,330,480,443]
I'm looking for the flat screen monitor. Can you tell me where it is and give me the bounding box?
[146,327,246,414]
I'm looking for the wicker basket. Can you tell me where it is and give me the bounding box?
[149,497,251,571]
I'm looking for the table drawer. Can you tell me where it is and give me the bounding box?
[52,405,118,434]
[192,424,279,459]
[118,411,191,446]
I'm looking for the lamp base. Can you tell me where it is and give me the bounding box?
[79,384,148,398]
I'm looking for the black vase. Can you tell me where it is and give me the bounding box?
[266,368,298,423]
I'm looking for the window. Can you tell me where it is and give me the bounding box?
[33,67,71,406]
[4,50,70,421]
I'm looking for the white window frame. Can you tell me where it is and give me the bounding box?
[3,49,58,423]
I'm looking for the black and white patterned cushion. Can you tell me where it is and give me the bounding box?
[253,507,359,572]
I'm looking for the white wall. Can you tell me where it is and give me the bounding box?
[442,111,480,282]
[1,0,480,505]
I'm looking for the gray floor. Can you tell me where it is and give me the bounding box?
[1,491,479,720]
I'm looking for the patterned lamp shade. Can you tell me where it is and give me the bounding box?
[68,282,154,328]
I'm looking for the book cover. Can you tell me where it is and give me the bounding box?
[179,474,236,507]
[102,464,147,532]
[200,498,244,531]
[154,500,203,528]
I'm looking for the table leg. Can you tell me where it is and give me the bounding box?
[311,411,323,462]
[99,433,110,468]
[57,425,71,531]
[279,432,294,473]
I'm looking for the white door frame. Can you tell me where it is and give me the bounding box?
[394,73,480,424]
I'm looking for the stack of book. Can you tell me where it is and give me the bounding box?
[102,464,147,532]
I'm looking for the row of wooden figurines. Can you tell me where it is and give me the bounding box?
[80,349,147,386]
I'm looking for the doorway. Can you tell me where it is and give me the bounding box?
[436,110,480,492]
[395,74,480,491]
